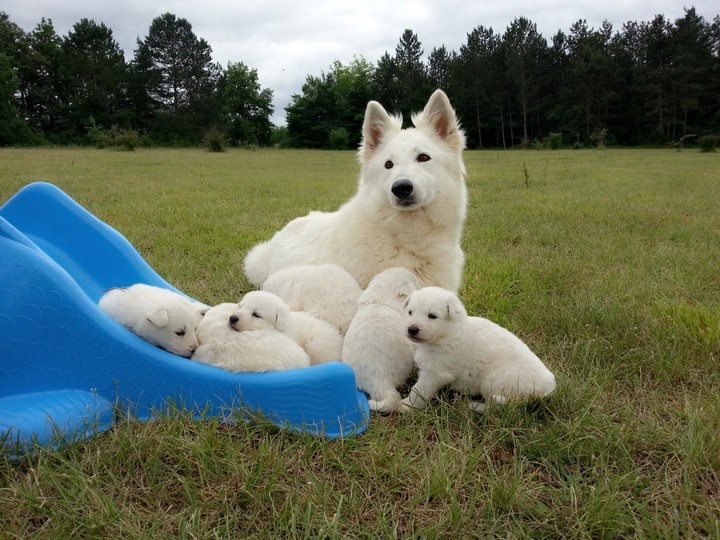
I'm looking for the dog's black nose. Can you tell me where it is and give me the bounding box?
[407,325,419,337]
[229,315,239,324]
[391,180,414,200]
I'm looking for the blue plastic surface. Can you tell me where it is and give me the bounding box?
[0,182,369,455]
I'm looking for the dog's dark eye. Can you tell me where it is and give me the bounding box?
[384,160,394,169]
[175,329,186,336]
[252,311,261,318]
[417,153,430,163]
[408,309,413,316]
[428,313,437,320]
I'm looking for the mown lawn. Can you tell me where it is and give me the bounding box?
[1,147,719,538]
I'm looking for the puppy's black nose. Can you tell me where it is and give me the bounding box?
[229,315,239,324]
[407,325,419,337]
[391,180,414,200]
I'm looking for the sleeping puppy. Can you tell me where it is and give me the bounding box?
[261,264,362,335]
[401,287,556,412]
[191,303,310,372]
[99,283,205,357]
[235,291,343,365]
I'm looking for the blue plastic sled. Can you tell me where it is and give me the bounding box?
[0,182,369,456]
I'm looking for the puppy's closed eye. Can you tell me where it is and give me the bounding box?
[428,313,438,320]
[252,311,261,319]
[175,329,186,336]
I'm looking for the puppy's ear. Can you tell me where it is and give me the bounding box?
[274,306,290,332]
[446,295,466,320]
[413,89,466,152]
[396,282,416,304]
[147,308,169,328]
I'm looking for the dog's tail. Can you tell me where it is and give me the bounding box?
[243,241,273,287]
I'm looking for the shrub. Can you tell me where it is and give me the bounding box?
[270,126,291,148]
[545,132,563,150]
[697,135,719,153]
[590,128,608,149]
[87,124,143,151]
[110,127,142,151]
[202,126,229,152]
[328,127,349,150]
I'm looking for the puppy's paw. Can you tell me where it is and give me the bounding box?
[368,397,403,414]
[399,397,418,413]
[468,400,487,413]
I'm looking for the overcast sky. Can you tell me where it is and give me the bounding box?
[3,1,717,125]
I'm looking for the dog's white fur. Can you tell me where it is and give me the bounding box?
[99,284,204,358]
[342,267,421,412]
[244,89,467,291]
[235,291,343,365]
[401,287,556,412]
[261,264,362,334]
[191,303,310,372]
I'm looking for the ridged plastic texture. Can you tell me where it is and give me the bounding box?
[0,182,369,455]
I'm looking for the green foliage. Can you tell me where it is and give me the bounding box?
[270,126,291,148]
[59,19,129,141]
[590,128,608,148]
[87,124,144,150]
[202,126,229,152]
[131,13,222,143]
[1,8,720,148]
[328,127,349,150]
[220,61,274,146]
[286,57,375,149]
[544,132,563,149]
[697,134,719,152]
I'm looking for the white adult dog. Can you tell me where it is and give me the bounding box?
[191,303,310,372]
[99,283,205,358]
[261,264,362,334]
[342,267,421,412]
[401,287,557,412]
[235,291,343,365]
[244,89,467,291]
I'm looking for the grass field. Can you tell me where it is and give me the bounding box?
[1,147,719,538]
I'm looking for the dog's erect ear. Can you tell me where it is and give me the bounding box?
[413,89,466,153]
[147,308,170,328]
[359,101,402,161]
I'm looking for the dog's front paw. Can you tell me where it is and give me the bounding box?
[399,398,419,413]
[368,398,403,414]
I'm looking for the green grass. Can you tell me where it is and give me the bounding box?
[1,147,719,538]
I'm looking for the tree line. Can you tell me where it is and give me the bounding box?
[0,12,273,147]
[1,8,719,149]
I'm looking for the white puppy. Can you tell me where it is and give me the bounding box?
[244,89,467,291]
[236,291,343,365]
[342,267,421,412]
[191,303,310,372]
[402,287,556,412]
[262,264,362,334]
[99,283,205,357]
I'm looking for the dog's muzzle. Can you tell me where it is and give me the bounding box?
[407,325,421,342]
[229,315,240,332]
[391,180,416,206]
